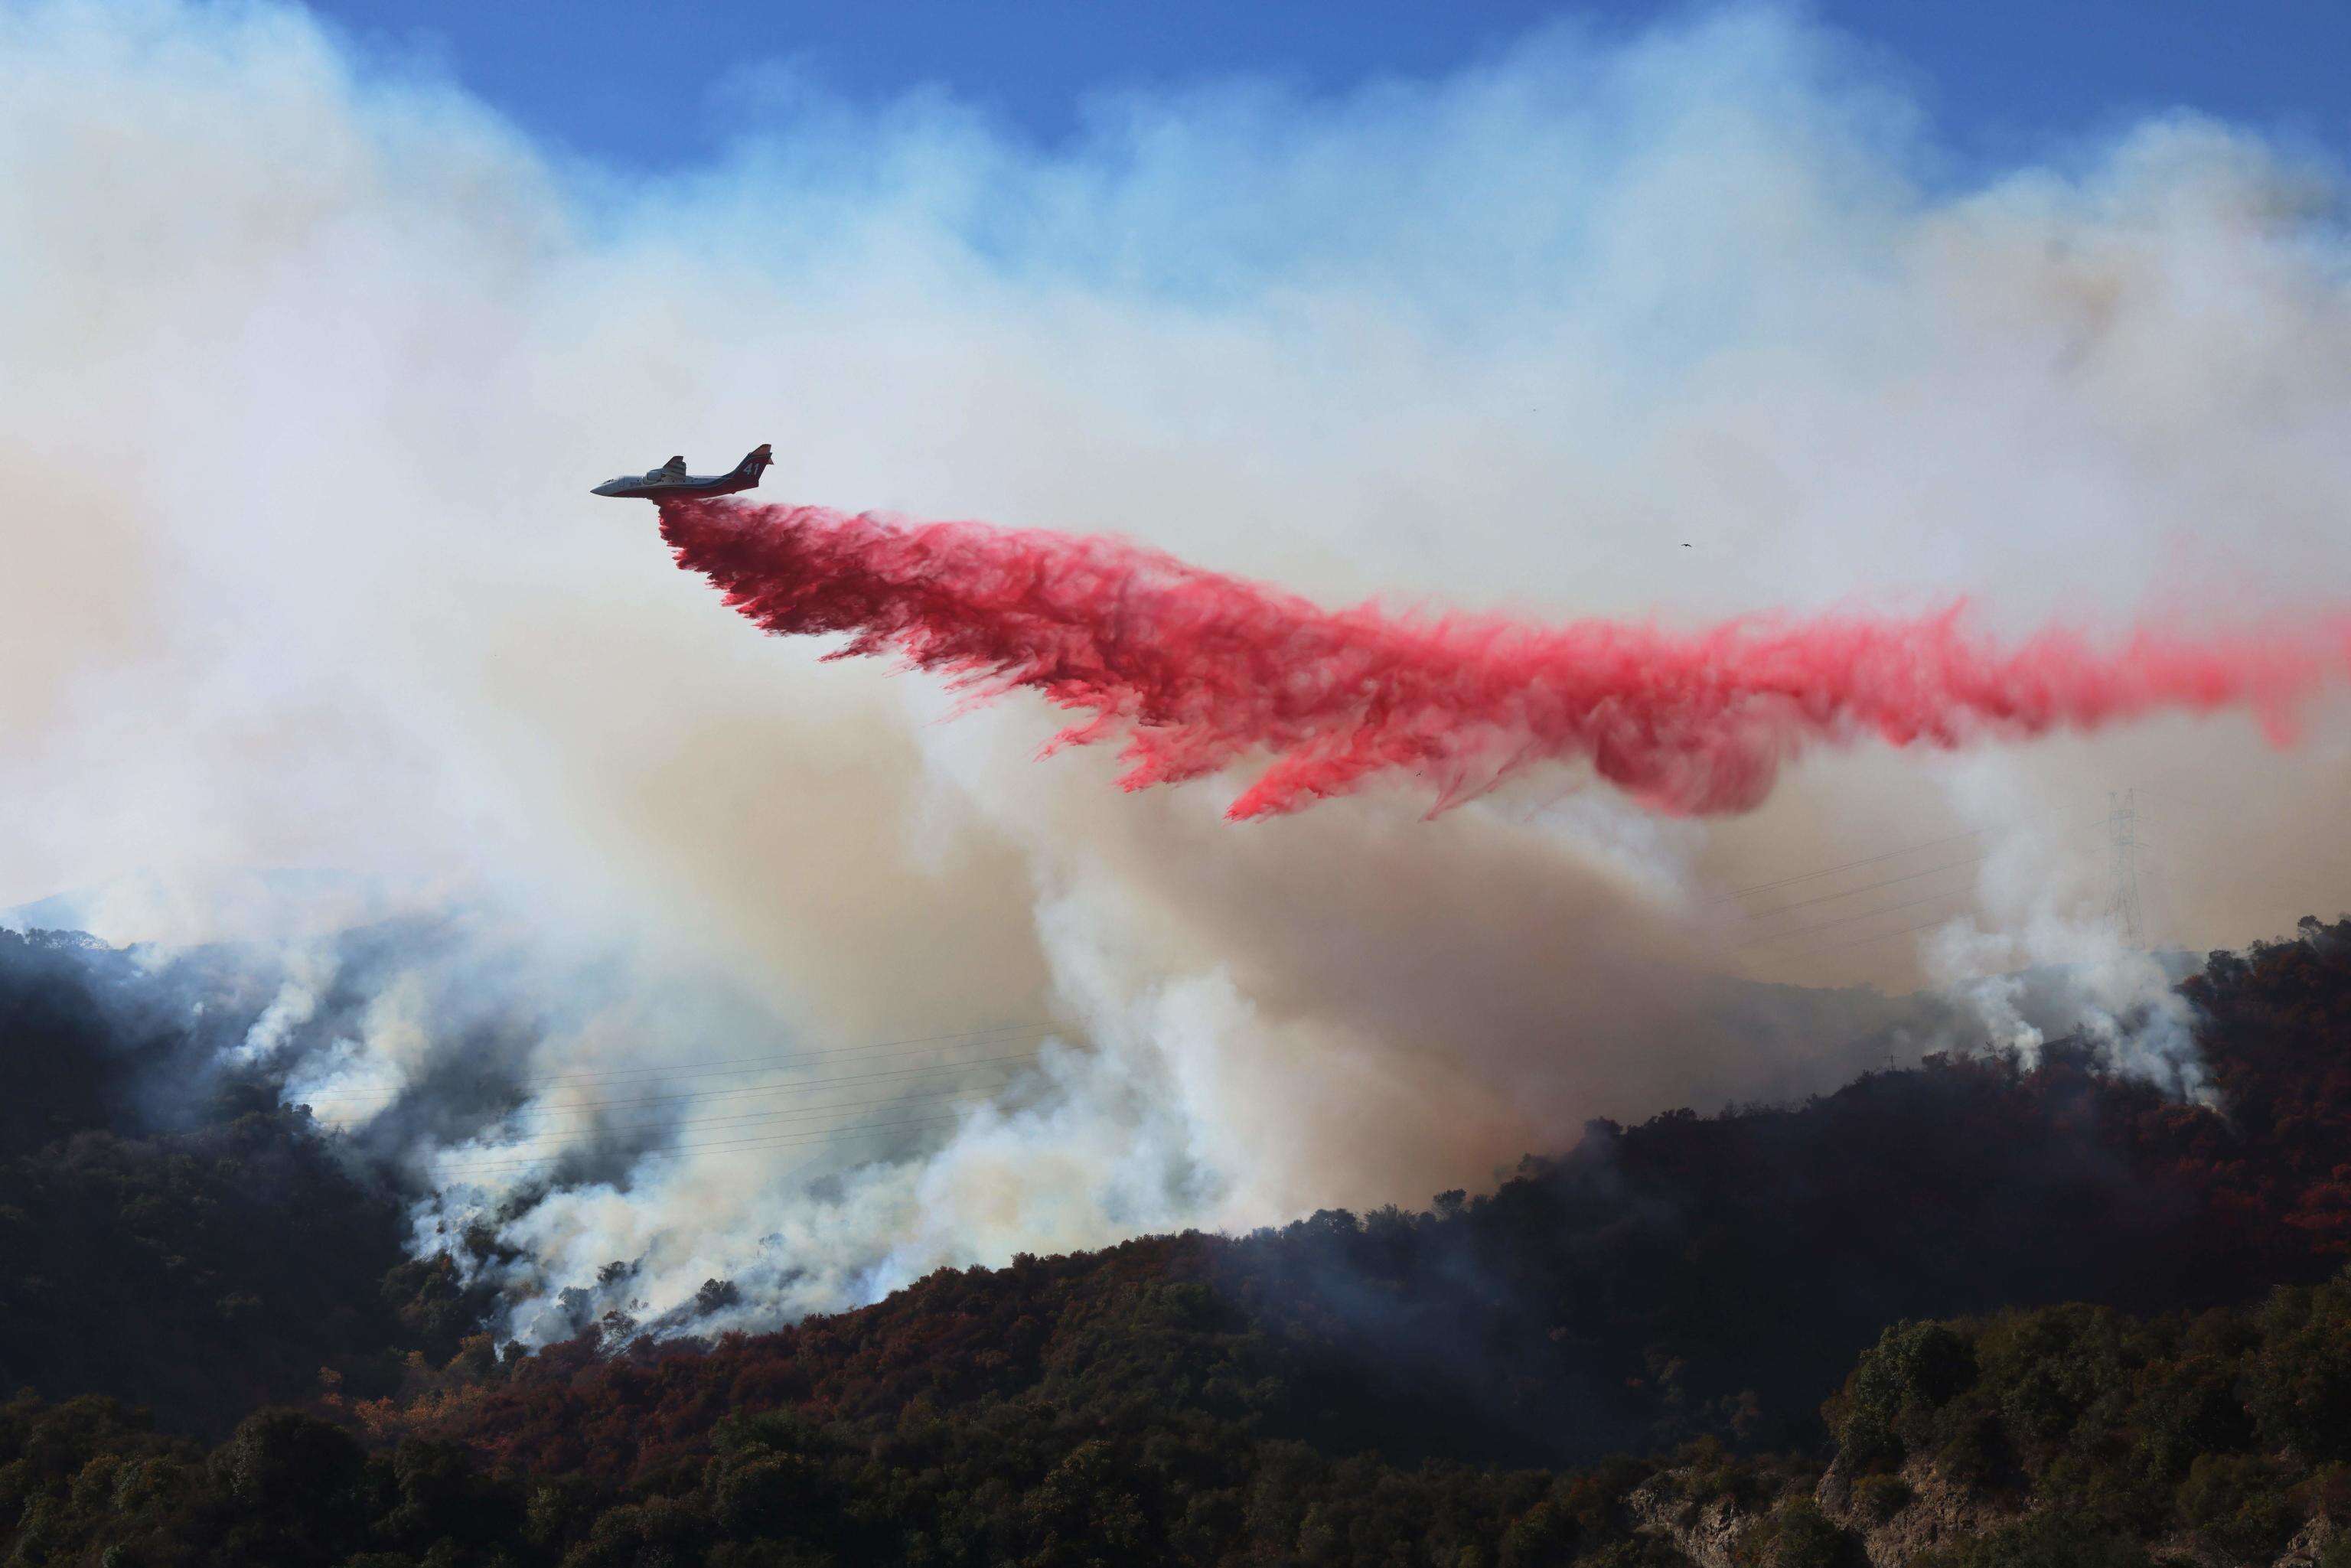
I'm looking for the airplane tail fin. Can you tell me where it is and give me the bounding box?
[736,443,774,479]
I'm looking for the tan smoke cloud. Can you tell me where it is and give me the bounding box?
[4,0,2350,1330]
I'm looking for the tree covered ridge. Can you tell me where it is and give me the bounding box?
[0,928,492,1433]
[5,918,2351,1563]
[13,1267,2351,1563]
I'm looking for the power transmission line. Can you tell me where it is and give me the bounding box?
[1723,810,2112,964]
[528,1020,1052,1085]
[1710,806,2107,908]
[1733,885,1982,949]
[431,1081,1015,1165]
[462,1050,1041,1118]
[1709,825,1994,901]
[307,1048,1044,1121]
[296,1020,1056,1109]
[436,1109,983,1178]
[1730,852,1989,922]
[1772,788,2172,967]
[1802,905,1987,960]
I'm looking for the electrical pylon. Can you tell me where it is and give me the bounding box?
[2106,787,2145,948]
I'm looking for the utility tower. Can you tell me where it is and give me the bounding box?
[2106,787,2145,948]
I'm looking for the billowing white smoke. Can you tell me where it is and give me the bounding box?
[3,0,2349,1338]
[1923,759,2206,1097]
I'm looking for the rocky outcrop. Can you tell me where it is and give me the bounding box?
[1625,1477,1752,1568]
[1818,1456,2334,1568]
[2159,1514,2342,1568]
[1815,1454,2010,1568]
[2270,1514,2337,1568]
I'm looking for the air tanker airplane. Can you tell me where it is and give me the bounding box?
[591,443,772,499]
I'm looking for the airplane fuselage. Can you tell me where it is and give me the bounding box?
[591,444,773,500]
[590,470,765,500]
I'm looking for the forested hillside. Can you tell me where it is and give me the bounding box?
[0,929,487,1432]
[6,918,2351,1565]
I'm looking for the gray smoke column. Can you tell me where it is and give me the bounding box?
[2,0,2349,1336]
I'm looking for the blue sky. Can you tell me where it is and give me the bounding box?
[311,1,2351,172]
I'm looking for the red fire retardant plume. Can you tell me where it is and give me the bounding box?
[657,497,2344,820]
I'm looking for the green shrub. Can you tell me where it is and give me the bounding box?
[2177,1453,2300,1560]
[1976,1306,2128,1456]
[1760,1499,1855,1568]
[2249,1280,2351,1462]
[1853,1472,1912,1524]
[1831,1322,1978,1470]
[2129,1364,2254,1480]
[1933,1405,2012,1490]
[1923,1512,2155,1568]
[1497,1499,1579,1567]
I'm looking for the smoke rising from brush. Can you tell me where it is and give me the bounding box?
[5,0,2351,1338]
[660,496,2346,818]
